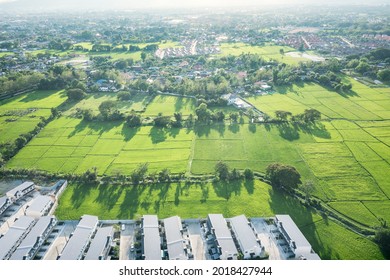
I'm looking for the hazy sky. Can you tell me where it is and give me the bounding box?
[0,0,388,11]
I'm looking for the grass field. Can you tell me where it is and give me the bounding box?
[54,180,384,259]
[143,95,196,116]
[0,90,67,143]
[218,43,312,65]
[64,92,151,116]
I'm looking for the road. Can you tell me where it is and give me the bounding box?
[119,222,135,260]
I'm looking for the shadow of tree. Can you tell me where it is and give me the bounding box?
[19,90,58,103]
[244,179,254,194]
[121,125,139,142]
[228,123,240,134]
[248,123,256,133]
[212,179,242,200]
[70,182,93,209]
[276,123,300,141]
[119,186,140,219]
[94,183,124,211]
[149,126,167,143]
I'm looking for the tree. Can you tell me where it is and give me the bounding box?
[99,100,117,119]
[158,168,171,182]
[374,229,390,258]
[279,48,285,56]
[195,103,212,122]
[215,161,229,181]
[174,112,182,123]
[215,111,225,122]
[244,168,254,180]
[141,52,147,62]
[66,88,86,101]
[355,61,370,74]
[154,114,171,127]
[302,109,321,122]
[378,69,390,82]
[229,112,239,123]
[117,91,133,101]
[126,114,142,127]
[81,109,94,121]
[266,163,301,190]
[131,163,148,185]
[300,180,315,201]
[229,168,241,180]
[275,110,292,121]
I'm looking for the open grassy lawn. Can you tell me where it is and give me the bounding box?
[218,43,310,65]
[0,90,67,143]
[63,92,151,116]
[143,95,196,116]
[54,180,384,259]
[328,201,380,227]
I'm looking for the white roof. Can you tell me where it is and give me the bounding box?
[229,215,261,252]
[26,195,52,216]
[0,216,35,260]
[207,214,237,257]
[163,216,187,260]
[59,215,98,260]
[275,215,311,248]
[10,216,56,260]
[142,215,161,260]
[84,226,114,260]
[6,181,34,197]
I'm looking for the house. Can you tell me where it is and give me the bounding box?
[141,215,162,260]
[25,195,53,219]
[0,216,36,260]
[275,215,320,260]
[6,181,35,201]
[58,215,99,260]
[10,216,57,260]
[0,196,12,216]
[163,216,190,260]
[84,226,114,260]
[206,214,238,260]
[229,215,263,259]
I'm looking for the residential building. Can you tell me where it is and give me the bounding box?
[163,216,190,260]
[275,215,320,260]
[0,196,12,216]
[6,181,35,201]
[0,216,36,260]
[25,195,53,219]
[10,216,57,260]
[142,215,161,260]
[229,215,263,259]
[84,226,114,260]
[206,214,238,260]
[58,215,99,260]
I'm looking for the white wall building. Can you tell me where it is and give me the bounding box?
[229,215,263,259]
[25,195,53,219]
[84,226,114,260]
[6,181,35,201]
[0,215,36,260]
[206,214,238,260]
[163,216,189,260]
[275,215,320,260]
[10,216,57,260]
[142,215,162,260]
[0,196,12,216]
[58,215,99,260]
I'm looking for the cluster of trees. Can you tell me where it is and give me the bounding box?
[0,72,44,96]
[215,161,254,181]
[194,103,230,124]
[274,109,321,123]
[375,228,390,258]
[265,163,302,190]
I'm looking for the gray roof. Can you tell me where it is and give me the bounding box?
[275,215,311,248]
[59,215,98,260]
[0,196,10,208]
[84,226,114,260]
[6,181,34,197]
[207,214,237,257]
[229,215,261,253]
[163,216,187,260]
[0,216,35,260]
[142,215,161,260]
[25,195,52,216]
[10,216,56,260]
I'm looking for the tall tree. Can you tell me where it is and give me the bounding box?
[266,163,301,190]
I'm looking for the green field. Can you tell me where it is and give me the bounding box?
[143,95,196,116]
[55,180,384,259]
[0,90,66,143]
[64,92,151,116]
[218,43,312,65]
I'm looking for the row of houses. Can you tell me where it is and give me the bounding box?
[58,215,114,260]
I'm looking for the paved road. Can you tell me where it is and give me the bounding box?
[187,221,206,260]
[44,221,77,260]
[119,223,135,260]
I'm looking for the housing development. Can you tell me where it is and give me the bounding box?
[0,181,319,260]
[0,1,389,261]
